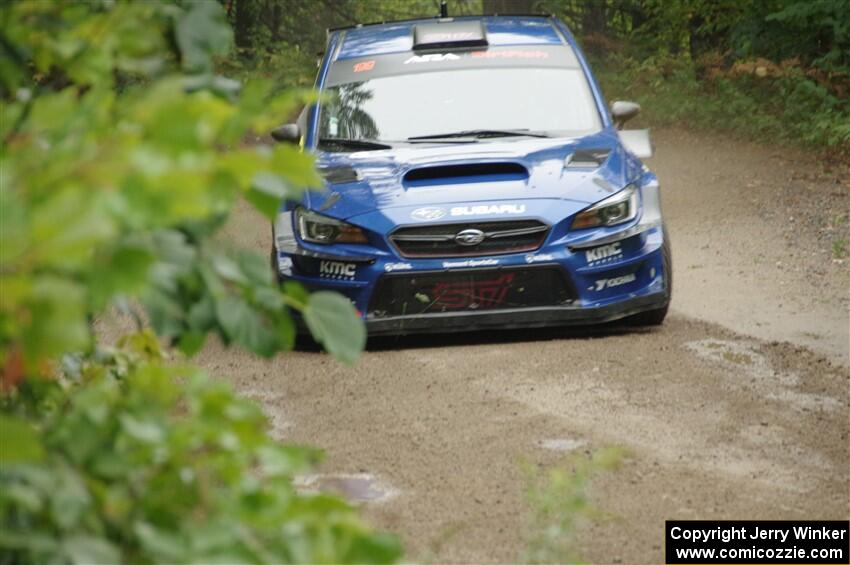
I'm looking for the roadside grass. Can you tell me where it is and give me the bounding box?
[521,447,625,564]
[592,54,850,160]
[833,238,849,260]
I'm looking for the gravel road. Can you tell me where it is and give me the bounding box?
[199,128,850,563]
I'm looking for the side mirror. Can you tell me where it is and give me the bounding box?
[611,100,641,129]
[271,123,301,143]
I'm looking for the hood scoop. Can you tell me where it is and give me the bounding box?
[318,165,360,184]
[403,162,529,187]
[564,149,611,169]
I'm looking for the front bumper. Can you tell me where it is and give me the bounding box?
[275,220,670,335]
[364,291,668,335]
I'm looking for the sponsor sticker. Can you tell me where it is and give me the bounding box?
[384,262,413,273]
[470,50,549,59]
[421,31,479,42]
[525,253,555,264]
[585,242,623,266]
[442,258,499,269]
[404,53,461,64]
[589,273,636,292]
[319,260,356,280]
[353,60,375,72]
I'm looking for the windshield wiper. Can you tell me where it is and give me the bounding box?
[318,138,393,151]
[407,129,551,141]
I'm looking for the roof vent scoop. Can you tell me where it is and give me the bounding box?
[413,21,488,50]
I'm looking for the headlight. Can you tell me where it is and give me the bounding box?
[571,185,639,230]
[294,207,368,245]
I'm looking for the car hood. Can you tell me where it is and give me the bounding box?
[304,128,645,222]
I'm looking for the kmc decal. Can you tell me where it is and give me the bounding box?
[319,260,356,279]
[585,242,623,266]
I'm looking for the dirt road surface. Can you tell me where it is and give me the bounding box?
[200,128,850,563]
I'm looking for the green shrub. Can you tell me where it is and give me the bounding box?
[521,447,624,565]
[1,1,396,562]
[593,53,850,154]
[1,336,399,564]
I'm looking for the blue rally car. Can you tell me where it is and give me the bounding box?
[271,13,671,335]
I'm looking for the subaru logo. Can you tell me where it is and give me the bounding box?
[455,228,486,246]
[410,207,446,221]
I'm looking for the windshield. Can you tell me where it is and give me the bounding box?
[318,68,601,143]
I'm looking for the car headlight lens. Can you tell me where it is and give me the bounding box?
[295,207,368,244]
[571,185,640,230]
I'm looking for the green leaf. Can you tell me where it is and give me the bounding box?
[283,281,310,308]
[210,252,248,285]
[252,171,290,198]
[275,314,296,351]
[119,414,164,444]
[187,295,216,330]
[244,185,281,220]
[303,292,365,364]
[2,483,44,513]
[89,244,155,310]
[177,330,207,357]
[346,532,403,564]
[237,250,273,285]
[51,467,90,530]
[62,535,121,565]
[245,171,292,219]
[22,277,89,368]
[175,1,232,74]
[215,295,278,357]
[0,415,44,464]
[270,144,322,190]
[134,522,186,562]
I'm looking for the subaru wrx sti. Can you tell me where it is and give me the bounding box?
[271,14,671,335]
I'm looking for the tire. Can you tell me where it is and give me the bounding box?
[627,226,672,326]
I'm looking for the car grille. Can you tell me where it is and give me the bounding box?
[390,220,548,258]
[368,266,574,317]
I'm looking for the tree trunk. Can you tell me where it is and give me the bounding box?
[233,0,253,50]
[581,2,607,35]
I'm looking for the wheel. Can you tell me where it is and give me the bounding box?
[627,226,672,326]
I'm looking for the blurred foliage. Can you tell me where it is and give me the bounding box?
[541,0,849,154]
[521,447,624,564]
[218,0,481,88]
[1,1,366,371]
[594,52,850,152]
[1,0,392,562]
[0,336,399,563]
